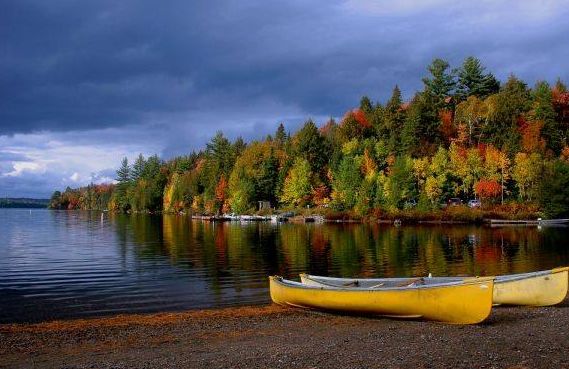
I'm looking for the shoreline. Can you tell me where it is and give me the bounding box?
[2,299,568,368]
[47,207,549,226]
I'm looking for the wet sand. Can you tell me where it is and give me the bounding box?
[1,299,568,369]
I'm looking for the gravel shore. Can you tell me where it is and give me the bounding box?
[1,298,568,369]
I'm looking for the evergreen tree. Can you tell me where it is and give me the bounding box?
[233,137,247,157]
[256,148,279,205]
[293,120,329,175]
[115,157,131,211]
[275,123,288,147]
[532,81,562,154]
[455,57,500,100]
[402,93,439,155]
[359,96,374,114]
[142,154,162,179]
[381,86,405,151]
[116,157,130,184]
[131,154,146,181]
[539,160,569,218]
[206,131,234,176]
[422,58,456,106]
[386,85,403,113]
[400,104,419,155]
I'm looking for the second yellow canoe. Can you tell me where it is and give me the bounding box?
[300,266,569,307]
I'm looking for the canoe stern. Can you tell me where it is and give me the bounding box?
[494,267,569,306]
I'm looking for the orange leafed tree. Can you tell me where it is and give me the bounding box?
[452,123,469,147]
[352,109,371,128]
[518,117,546,153]
[215,175,228,213]
[361,148,377,177]
[215,175,228,202]
[312,184,330,206]
[438,109,455,143]
[474,179,501,200]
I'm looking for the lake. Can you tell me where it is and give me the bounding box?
[1,208,568,323]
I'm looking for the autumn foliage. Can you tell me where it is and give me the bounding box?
[50,57,569,219]
[518,117,546,154]
[439,109,455,143]
[474,180,501,200]
[351,109,371,128]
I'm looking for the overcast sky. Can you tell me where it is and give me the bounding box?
[1,0,569,198]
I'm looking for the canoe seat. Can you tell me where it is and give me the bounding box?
[342,280,359,287]
[397,278,425,287]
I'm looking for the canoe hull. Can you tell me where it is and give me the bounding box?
[493,267,568,306]
[300,267,569,307]
[270,276,494,325]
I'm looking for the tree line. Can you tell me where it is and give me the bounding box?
[49,57,569,218]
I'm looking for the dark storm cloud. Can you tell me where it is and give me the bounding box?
[3,0,566,136]
[2,0,341,134]
[0,1,566,134]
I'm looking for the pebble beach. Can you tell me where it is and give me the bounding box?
[1,298,568,369]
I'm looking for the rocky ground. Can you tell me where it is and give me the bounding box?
[1,298,568,369]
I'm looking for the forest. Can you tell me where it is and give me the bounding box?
[49,57,569,220]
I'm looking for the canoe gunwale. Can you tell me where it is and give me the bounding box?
[273,275,494,292]
[301,266,568,287]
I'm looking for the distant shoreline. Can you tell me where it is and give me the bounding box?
[0,198,49,209]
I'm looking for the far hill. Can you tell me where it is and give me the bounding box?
[0,198,49,208]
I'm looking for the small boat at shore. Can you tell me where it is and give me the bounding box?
[269,275,494,324]
[300,266,569,307]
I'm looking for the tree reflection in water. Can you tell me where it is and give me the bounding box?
[122,215,569,284]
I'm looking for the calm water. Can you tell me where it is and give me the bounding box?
[1,208,568,323]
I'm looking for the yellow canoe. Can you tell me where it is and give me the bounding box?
[269,275,494,324]
[300,266,569,307]
[488,267,568,306]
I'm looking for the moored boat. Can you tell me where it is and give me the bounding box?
[269,275,494,324]
[300,266,569,307]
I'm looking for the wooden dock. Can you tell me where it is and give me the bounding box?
[487,219,569,227]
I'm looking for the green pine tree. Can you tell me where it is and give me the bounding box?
[422,58,456,106]
[532,81,562,154]
[455,56,500,100]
